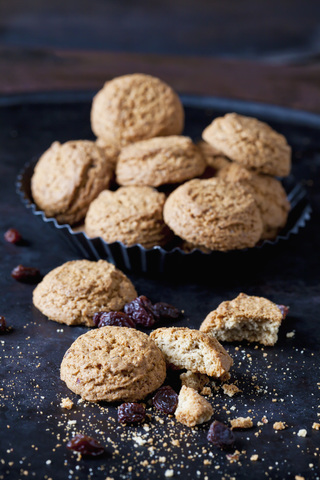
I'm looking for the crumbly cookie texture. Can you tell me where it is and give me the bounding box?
[33,259,137,327]
[95,138,120,167]
[197,140,230,173]
[163,177,263,251]
[85,186,172,248]
[90,73,184,146]
[202,112,291,177]
[230,417,253,429]
[200,293,285,346]
[116,135,206,187]
[175,386,213,427]
[217,163,290,239]
[31,140,113,226]
[180,371,210,393]
[60,326,166,402]
[150,327,233,379]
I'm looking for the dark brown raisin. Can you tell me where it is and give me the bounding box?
[0,316,7,334]
[4,228,22,244]
[118,403,146,423]
[124,296,155,327]
[66,433,104,456]
[93,311,135,328]
[277,304,290,319]
[152,385,178,414]
[151,302,181,320]
[207,420,235,448]
[11,264,41,283]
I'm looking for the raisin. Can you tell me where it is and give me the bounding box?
[93,311,135,328]
[277,304,290,319]
[4,228,22,244]
[118,403,146,423]
[152,385,178,414]
[66,433,104,456]
[11,264,41,283]
[207,420,235,448]
[124,296,155,327]
[0,316,6,334]
[151,302,181,320]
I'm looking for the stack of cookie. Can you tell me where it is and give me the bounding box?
[30,73,292,253]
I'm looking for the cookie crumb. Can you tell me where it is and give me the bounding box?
[60,397,74,410]
[286,331,295,338]
[165,469,174,477]
[175,386,213,427]
[222,384,241,397]
[295,476,305,480]
[273,421,287,430]
[312,422,320,430]
[297,429,307,437]
[230,417,253,429]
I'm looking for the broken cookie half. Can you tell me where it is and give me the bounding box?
[200,293,289,346]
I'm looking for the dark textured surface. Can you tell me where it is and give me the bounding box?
[0,93,320,479]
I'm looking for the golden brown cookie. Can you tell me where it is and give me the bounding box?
[31,140,113,226]
[85,186,172,248]
[163,177,263,251]
[200,293,285,346]
[217,163,290,239]
[202,113,291,177]
[197,140,230,175]
[33,259,137,327]
[95,138,120,168]
[175,386,213,427]
[115,136,206,187]
[90,73,184,147]
[60,326,166,402]
[150,327,233,379]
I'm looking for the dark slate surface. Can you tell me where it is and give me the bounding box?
[0,93,320,480]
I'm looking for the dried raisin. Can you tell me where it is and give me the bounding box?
[93,311,135,328]
[124,296,155,327]
[277,304,290,319]
[152,385,178,414]
[66,433,104,456]
[0,316,6,334]
[151,302,181,320]
[118,402,146,423]
[11,264,41,283]
[4,228,22,244]
[207,420,235,448]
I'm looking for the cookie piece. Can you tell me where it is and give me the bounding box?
[33,259,137,327]
[180,371,210,393]
[200,293,285,346]
[217,163,290,239]
[197,140,230,174]
[175,386,213,427]
[31,140,113,226]
[91,73,184,147]
[60,326,166,402]
[95,138,120,168]
[202,113,291,177]
[116,136,206,187]
[85,186,172,248]
[163,177,263,251]
[150,327,233,379]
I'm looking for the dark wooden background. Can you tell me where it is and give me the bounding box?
[2,0,320,111]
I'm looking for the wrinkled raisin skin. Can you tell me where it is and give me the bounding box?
[4,228,22,244]
[124,296,155,327]
[152,385,178,414]
[151,302,181,320]
[207,420,235,448]
[66,434,104,456]
[0,316,6,334]
[11,265,41,283]
[93,311,135,328]
[118,403,146,424]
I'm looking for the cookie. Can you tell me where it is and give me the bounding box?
[163,177,263,251]
[60,326,166,402]
[217,163,290,239]
[180,371,210,393]
[200,293,285,346]
[90,73,184,147]
[175,386,213,427]
[33,259,137,327]
[85,186,172,248]
[31,140,113,226]
[202,113,291,177]
[150,327,233,379]
[95,138,120,168]
[115,136,206,187]
[197,140,230,174]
